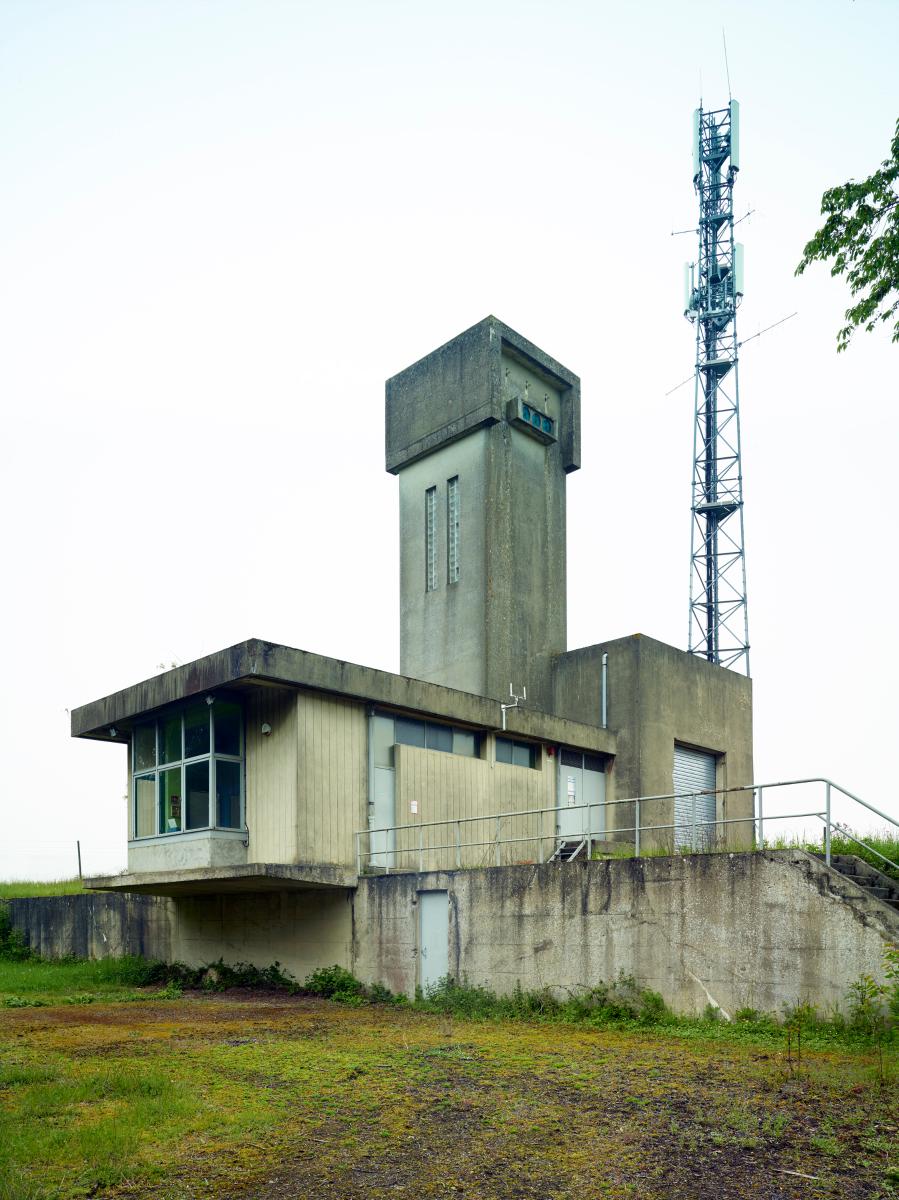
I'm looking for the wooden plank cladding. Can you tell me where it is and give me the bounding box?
[296,693,367,866]
[394,744,554,871]
[245,689,367,867]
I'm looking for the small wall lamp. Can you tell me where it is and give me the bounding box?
[261,722,273,737]
[108,727,119,739]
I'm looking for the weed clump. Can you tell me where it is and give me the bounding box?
[0,905,33,962]
[416,971,672,1028]
[302,965,406,1006]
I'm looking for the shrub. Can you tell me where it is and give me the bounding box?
[303,964,365,1002]
[0,905,32,961]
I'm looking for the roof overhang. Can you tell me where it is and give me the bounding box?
[71,638,617,756]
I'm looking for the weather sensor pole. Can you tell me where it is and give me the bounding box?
[684,100,750,674]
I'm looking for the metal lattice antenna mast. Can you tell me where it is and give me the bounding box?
[684,100,750,674]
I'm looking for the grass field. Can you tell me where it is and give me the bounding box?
[0,955,157,1004]
[0,880,85,899]
[0,979,897,1200]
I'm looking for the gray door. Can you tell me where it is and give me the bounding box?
[673,745,717,850]
[369,714,397,869]
[419,890,449,994]
[557,751,606,841]
[370,767,396,868]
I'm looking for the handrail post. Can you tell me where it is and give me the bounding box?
[455,821,461,869]
[355,831,361,877]
[635,798,641,858]
[757,786,763,851]
[418,825,424,874]
[691,792,697,852]
[825,782,832,867]
[495,816,501,867]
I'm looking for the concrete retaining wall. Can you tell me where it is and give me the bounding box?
[6,851,897,1015]
[352,851,899,1016]
[5,893,174,961]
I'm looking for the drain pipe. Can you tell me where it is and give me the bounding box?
[601,653,608,730]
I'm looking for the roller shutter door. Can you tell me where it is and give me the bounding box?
[673,745,717,850]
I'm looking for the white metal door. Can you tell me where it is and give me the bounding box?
[583,765,606,837]
[557,752,606,841]
[673,745,717,850]
[419,891,449,994]
[370,766,396,869]
[557,757,584,840]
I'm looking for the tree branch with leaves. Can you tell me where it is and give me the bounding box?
[796,118,899,351]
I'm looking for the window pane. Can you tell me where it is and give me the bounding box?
[447,476,460,583]
[426,723,452,753]
[159,767,182,833]
[425,487,437,592]
[584,754,605,774]
[452,730,476,758]
[133,725,156,772]
[159,715,182,765]
[185,760,210,830]
[495,738,512,764]
[214,701,242,757]
[184,703,210,759]
[512,742,533,769]
[560,749,582,768]
[216,760,241,829]
[134,775,156,838]
[396,717,425,748]
[372,715,395,769]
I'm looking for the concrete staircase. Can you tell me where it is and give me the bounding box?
[819,853,899,913]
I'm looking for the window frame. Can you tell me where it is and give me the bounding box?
[447,475,460,584]
[130,701,245,840]
[376,711,482,762]
[425,485,438,592]
[495,736,539,769]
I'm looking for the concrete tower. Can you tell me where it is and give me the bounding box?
[386,316,581,710]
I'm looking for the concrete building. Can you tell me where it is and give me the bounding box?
[69,314,839,1011]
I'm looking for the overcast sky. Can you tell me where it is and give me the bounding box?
[2,0,897,879]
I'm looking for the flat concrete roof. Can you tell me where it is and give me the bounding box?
[71,637,617,755]
[84,862,358,896]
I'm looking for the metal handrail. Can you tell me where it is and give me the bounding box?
[355,776,899,878]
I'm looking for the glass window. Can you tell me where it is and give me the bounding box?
[133,724,156,772]
[214,701,242,757]
[512,742,533,769]
[134,775,156,838]
[396,717,426,748]
[216,760,241,829]
[584,753,606,774]
[560,749,582,768]
[452,729,477,758]
[375,713,483,766]
[132,702,244,838]
[425,486,437,592]
[426,722,453,753]
[159,715,181,765]
[372,715,395,768]
[496,737,536,768]
[185,760,210,830]
[159,767,182,833]
[447,476,460,584]
[184,703,210,759]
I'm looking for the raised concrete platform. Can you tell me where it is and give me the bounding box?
[84,862,358,896]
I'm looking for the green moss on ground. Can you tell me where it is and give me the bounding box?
[0,994,896,1200]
